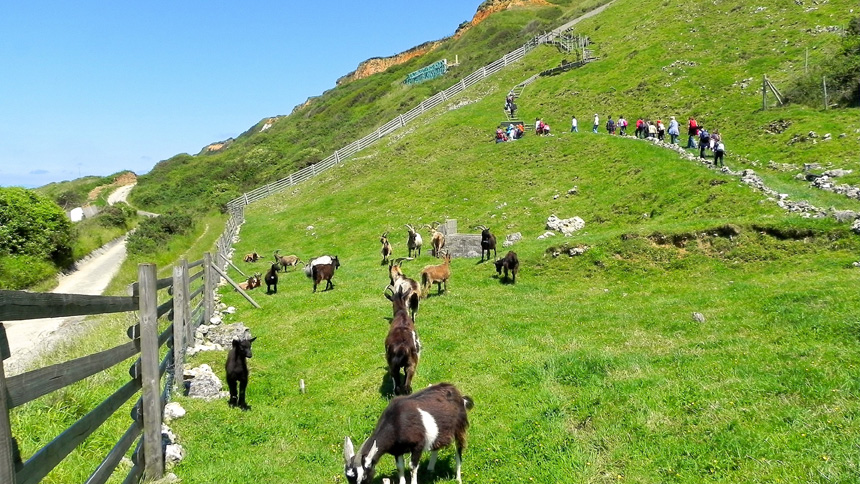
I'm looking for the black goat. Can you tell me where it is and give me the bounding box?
[312,256,340,292]
[494,251,519,283]
[475,225,497,262]
[384,286,420,396]
[343,383,474,484]
[225,337,257,410]
[264,262,279,294]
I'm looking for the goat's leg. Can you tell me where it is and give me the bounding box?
[455,451,463,484]
[409,451,422,484]
[396,455,406,484]
[238,377,249,410]
[227,377,238,407]
[404,363,415,395]
[427,450,438,472]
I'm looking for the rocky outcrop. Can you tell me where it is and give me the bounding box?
[335,0,549,86]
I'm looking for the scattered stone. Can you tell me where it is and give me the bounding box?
[306,225,314,230]
[164,402,186,422]
[569,245,590,256]
[185,364,225,400]
[568,186,579,195]
[767,160,798,172]
[203,322,252,347]
[823,169,852,177]
[162,424,178,445]
[839,133,847,138]
[165,444,185,465]
[151,473,181,484]
[503,232,522,247]
[546,215,586,236]
[553,194,560,200]
[808,131,818,138]
[465,250,480,258]
[223,306,236,315]
[692,312,706,323]
[852,219,860,234]
[764,119,791,134]
[186,342,223,356]
[831,210,858,223]
[823,133,832,141]
[537,231,557,240]
[209,314,222,326]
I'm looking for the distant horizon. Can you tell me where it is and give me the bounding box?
[0,1,481,189]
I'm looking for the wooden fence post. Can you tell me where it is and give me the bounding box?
[138,264,164,480]
[172,260,188,392]
[203,253,215,327]
[0,325,17,484]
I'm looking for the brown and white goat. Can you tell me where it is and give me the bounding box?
[405,224,423,257]
[311,256,340,292]
[474,225,497,262]
[385,257,420,321]
[243,251,261,263]
[384,286,421,396]
[237,273,262,291]
[494,251,519,283]
[380,232,393,264]
[424,222,445,258]
[420,252,451,298]
[274,250,304,272]
[343,383,474,484]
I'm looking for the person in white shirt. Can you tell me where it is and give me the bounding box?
[571,116,578,133]
[592,114,599,133]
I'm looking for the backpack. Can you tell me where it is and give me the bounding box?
[699,129,709,140]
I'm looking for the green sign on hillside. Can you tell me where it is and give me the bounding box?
[403,60,448,85]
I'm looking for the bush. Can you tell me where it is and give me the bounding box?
[97,203,136,229]
[0,187,74,267]
[127,212,194,255]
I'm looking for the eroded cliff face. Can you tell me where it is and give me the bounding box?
[334,0,549,87]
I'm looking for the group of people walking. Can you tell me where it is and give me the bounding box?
[569,114,726,167]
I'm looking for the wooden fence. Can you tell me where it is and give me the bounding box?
[0,250,233,483]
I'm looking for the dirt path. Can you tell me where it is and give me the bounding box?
[4,184,137,376]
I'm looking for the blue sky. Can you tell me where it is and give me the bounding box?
[0,2,480,188]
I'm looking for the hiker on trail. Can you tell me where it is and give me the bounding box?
[509,102,517,117]
[606,116,616,135]
[648,120,658,138]
[699,127,711,158]
[507,123,518,140]
[593,114,599,133]
[711,129,722,144]
[687,117,699,148]
[517,123,525,138]
[657,120,666,141]
[714,140,725,167]
[495,128,508,143]
[634,118,643,138]
[618,116,628,136]
[571,115,578,133]
[668,116,680,144]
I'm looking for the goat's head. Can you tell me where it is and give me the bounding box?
[332,256,341,270]
[231,337,257,359]
[380,231,389,243]
[475,224,490,237]
[343,437,378,484]
[494,258,505,274]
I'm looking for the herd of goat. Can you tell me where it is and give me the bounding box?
[233,223,518,484]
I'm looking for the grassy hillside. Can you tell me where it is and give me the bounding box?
[128,0,612,214]
[167,10,860,479]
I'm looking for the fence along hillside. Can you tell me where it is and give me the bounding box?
[0,217,240,483]
[223,0,616,226]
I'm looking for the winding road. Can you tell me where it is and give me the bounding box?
[4,183,137,375]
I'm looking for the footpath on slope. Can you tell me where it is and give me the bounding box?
[4,183,139,376]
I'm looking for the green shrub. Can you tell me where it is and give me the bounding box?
[0,187,74,268]
[97,203,136,229]
[127,212,194,255]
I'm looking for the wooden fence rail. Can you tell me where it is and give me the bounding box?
[0,251,230,483]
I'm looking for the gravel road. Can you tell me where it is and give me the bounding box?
[4,184,136,375]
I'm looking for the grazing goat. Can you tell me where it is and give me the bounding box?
[243,251,261,263]
[386,257,420,321]
[474,225,497,262]
[311,257,340,292]
[226,337,257,410]
[494,251,519,283]
[420,252,451,298]
[425,222,446,258]
[380,232,393,264]
[303,255,335,277]
[237,273,262,291]
[405,224,423,258]
[264,262,279,294]
[274,249,304,272]
[343,383,474,484]
[384,286,421,396]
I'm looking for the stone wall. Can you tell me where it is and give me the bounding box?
[438,219,483,258]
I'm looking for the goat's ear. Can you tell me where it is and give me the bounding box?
[365,440,379,468]
[232,339,241,348]
[343,437,355,463]
[250,337,257,343]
